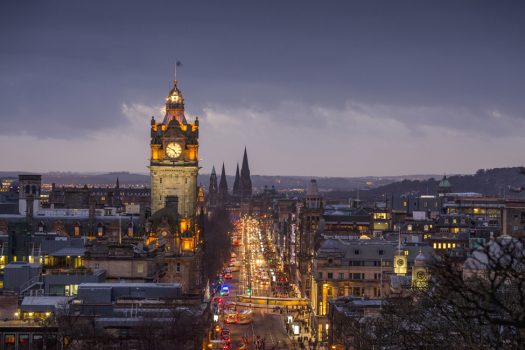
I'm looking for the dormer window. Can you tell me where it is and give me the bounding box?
[354,249,360,255]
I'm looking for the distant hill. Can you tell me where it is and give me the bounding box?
[324,167,525,200]
[0,171,437,191]
[2,168,523,199]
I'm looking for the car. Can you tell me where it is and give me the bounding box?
[224,313,237,324]
[224,273,233,279]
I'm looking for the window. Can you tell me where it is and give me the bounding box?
[32,335,44,350]
[327,272,333,279]
[4,334,15,350]
[338,272,344,280]
[19,334,29,350]
[378,249,384,255]
[176,263,181,272]
[65,284,78,296]
[327,287,333,296]
[327,258,333,264]
[350,260,364,266]
[373,287,381,297]
[318,272,323,279]
[352,273,364,280]
[352,287,362,297]
[339,287,345,296]
[137,262,144,273]
[354,249,360,255]
[160,178,162,184]
[374,273,382,280]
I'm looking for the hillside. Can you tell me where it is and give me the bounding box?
[325,167,525,200]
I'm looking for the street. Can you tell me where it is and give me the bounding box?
[211,216,308,350]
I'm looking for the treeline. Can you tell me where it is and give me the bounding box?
[202,208,233,281]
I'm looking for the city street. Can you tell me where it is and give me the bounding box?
[212,216,298,350]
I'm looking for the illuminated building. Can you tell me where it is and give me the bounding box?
[147,79,204,293]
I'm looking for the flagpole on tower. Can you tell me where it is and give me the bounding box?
[174,61,183,82]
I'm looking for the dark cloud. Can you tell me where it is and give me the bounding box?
[0,1,523,174]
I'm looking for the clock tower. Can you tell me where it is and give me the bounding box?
[149,80,199,217]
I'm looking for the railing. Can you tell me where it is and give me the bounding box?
[45,268,96,276]
[19,274,43,296]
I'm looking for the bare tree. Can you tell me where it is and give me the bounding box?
[339,237,525,349]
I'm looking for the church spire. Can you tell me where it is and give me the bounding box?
[233,163,241,196]
[208,166,218,207]
[240,147,252,199]
[218,162,228,203]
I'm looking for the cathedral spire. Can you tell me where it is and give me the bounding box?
[208,166,218,207]
[233,163,241,196]
[240,147,252,199]
[218,162,228,202]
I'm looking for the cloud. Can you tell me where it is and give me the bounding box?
[2,98,524,177]
[202,100,525,139]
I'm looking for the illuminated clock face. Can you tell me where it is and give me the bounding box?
[397,258,405,267]
[166,142,182,158]
[417,271,426,280]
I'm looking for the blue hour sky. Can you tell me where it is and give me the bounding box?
[0,1,524,176]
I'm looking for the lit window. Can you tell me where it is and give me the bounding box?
[433,243,437,249]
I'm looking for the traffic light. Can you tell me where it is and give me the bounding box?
[247,288,251,296]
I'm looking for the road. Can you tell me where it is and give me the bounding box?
[219,217,295,350]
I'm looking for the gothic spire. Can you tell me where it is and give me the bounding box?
[218,162,228,202]
[208,166,218,207]
[233,163,241,196]
[240,147,252,199]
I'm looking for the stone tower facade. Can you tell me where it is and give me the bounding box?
[149,80,199,217]
[18,174,42,216]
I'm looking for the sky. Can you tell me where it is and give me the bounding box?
[0,1,524,177]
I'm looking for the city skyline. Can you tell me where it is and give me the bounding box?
[1,1,524,177]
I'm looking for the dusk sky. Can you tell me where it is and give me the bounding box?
[1,1,524,177]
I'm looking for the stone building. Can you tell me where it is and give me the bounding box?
[146,79,204,294]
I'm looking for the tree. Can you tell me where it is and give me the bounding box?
[202,208,233,281]
[340,237,525,349]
